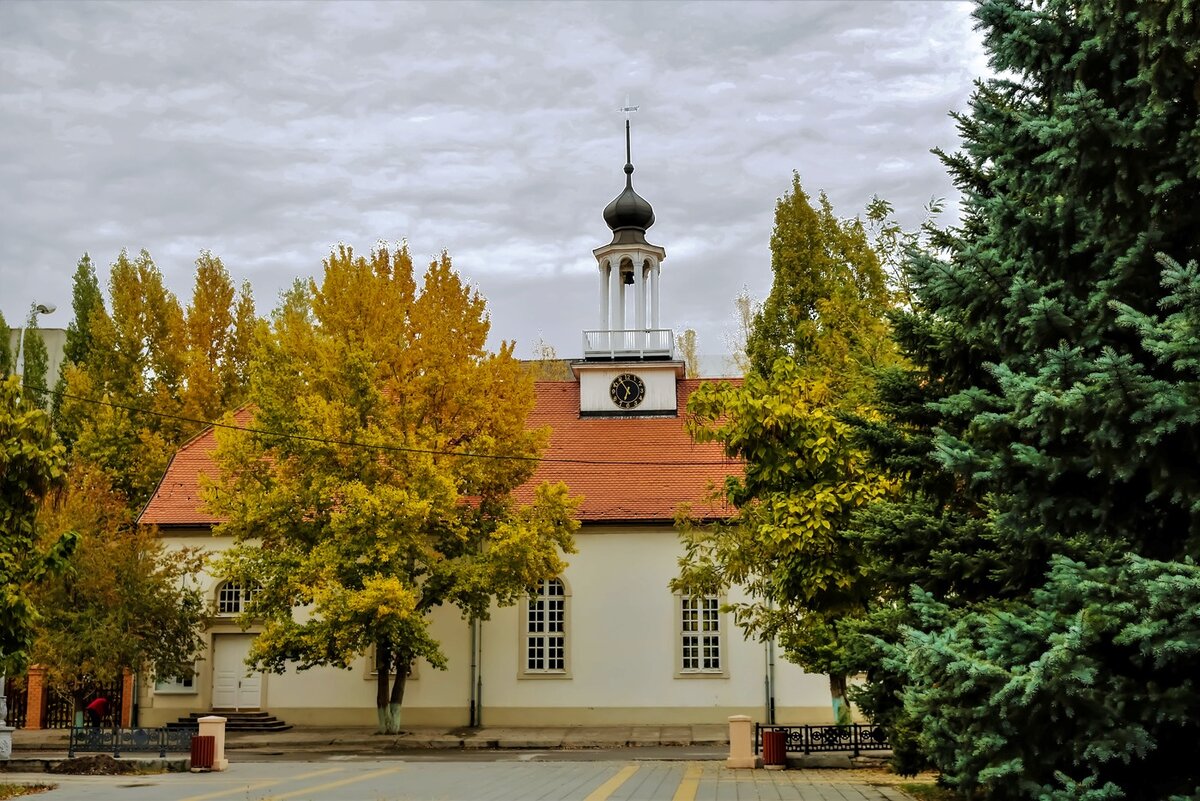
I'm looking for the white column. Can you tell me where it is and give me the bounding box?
[634,256,646,334]
[650,260,660,328]
[616,267,626,330]
[599,261,610,329]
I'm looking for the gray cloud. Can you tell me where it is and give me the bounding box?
[1,0,985,367]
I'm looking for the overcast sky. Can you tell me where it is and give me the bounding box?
[1,0,987,371]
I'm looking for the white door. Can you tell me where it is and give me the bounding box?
[211,634,262,710]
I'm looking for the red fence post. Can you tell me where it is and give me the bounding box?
[120,669,134,727]
[25,666,47,730]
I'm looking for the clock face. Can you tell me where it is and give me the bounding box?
[609,373,646,410]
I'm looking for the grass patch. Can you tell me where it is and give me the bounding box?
[0,784,55,800]
[899,783,960,801]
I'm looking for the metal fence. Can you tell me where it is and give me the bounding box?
[68,725,198,758]
[755,723,890,757]
[4,676,27,729]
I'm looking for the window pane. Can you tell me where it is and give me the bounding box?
[681,595,721,672]
[217,582,242,614]
[526,579,566,672]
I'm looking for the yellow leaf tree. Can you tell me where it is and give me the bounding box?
[57,249,259,507]
[207,244,579,733]
[182,251,258,423]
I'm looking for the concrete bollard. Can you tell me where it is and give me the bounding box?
[197,715,229,771]
[725,715,762,769]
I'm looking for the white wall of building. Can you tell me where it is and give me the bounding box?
[143,524,836,728]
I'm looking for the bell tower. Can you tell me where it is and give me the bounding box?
[574,116,684,417]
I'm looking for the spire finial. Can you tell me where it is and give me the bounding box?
[619,96,639,183]
[603,98,655,236]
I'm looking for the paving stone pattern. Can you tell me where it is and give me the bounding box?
[0,760,918,801]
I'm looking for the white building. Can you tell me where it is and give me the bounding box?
[136,128,834,729]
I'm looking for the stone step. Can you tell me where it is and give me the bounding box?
[166,711,292,732]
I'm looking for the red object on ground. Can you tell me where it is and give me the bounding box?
[762,729,787,767]
[190,735,215,770]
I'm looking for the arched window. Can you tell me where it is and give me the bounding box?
[215,580,260,616]
[523,578,568,675]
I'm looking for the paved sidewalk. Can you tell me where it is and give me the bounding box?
[10,723,731,757]
[0,758,921,800]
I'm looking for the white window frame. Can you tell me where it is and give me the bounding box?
[520,578,570,678]
[154,667,198,695]
[676,593,727,678]
[215,579,260,617]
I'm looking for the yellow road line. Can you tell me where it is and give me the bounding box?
[175,767,343,801]
[672,762,702,801]
[269,766,405,800]
[583,764,640,801]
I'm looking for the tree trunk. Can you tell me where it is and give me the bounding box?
[375,640,392,734]
[383,660,409,735]
[829,673,852,726]
[375,640,410,735]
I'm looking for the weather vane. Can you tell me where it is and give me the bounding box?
[620,96,640,165]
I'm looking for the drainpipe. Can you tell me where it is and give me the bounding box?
[766,638,776,724]
[468,617,478,727]
[475,618,483,728]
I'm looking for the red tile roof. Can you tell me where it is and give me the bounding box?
[139,379,740,527]
[140,406,254,527]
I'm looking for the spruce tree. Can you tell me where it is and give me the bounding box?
[855,0,1200,796]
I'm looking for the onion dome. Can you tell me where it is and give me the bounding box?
[603,162,655,233]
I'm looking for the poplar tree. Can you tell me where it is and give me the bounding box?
[34,250,255,708]
[208,245,579,734]
[19,308,50,411]
[746,173,894,390]
[675,328,699,377]
[856,1,1200,796]
[182,252,257,423]
[53,254,105,434]
[0,310,11,376]
[675,175,900,723]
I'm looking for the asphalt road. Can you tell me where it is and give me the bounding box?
[2,758,916,801]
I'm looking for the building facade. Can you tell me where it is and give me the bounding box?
[136,127,835,728]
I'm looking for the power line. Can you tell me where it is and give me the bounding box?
[30,382,743,469]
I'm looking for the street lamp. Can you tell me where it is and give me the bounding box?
[1,300,56,759]
[12,302,57,378]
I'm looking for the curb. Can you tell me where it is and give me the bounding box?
[0,756,191,773]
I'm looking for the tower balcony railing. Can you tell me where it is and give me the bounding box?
[583,329,675,360]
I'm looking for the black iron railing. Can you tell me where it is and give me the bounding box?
[755,723,890,756]
[68,725,198,758]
